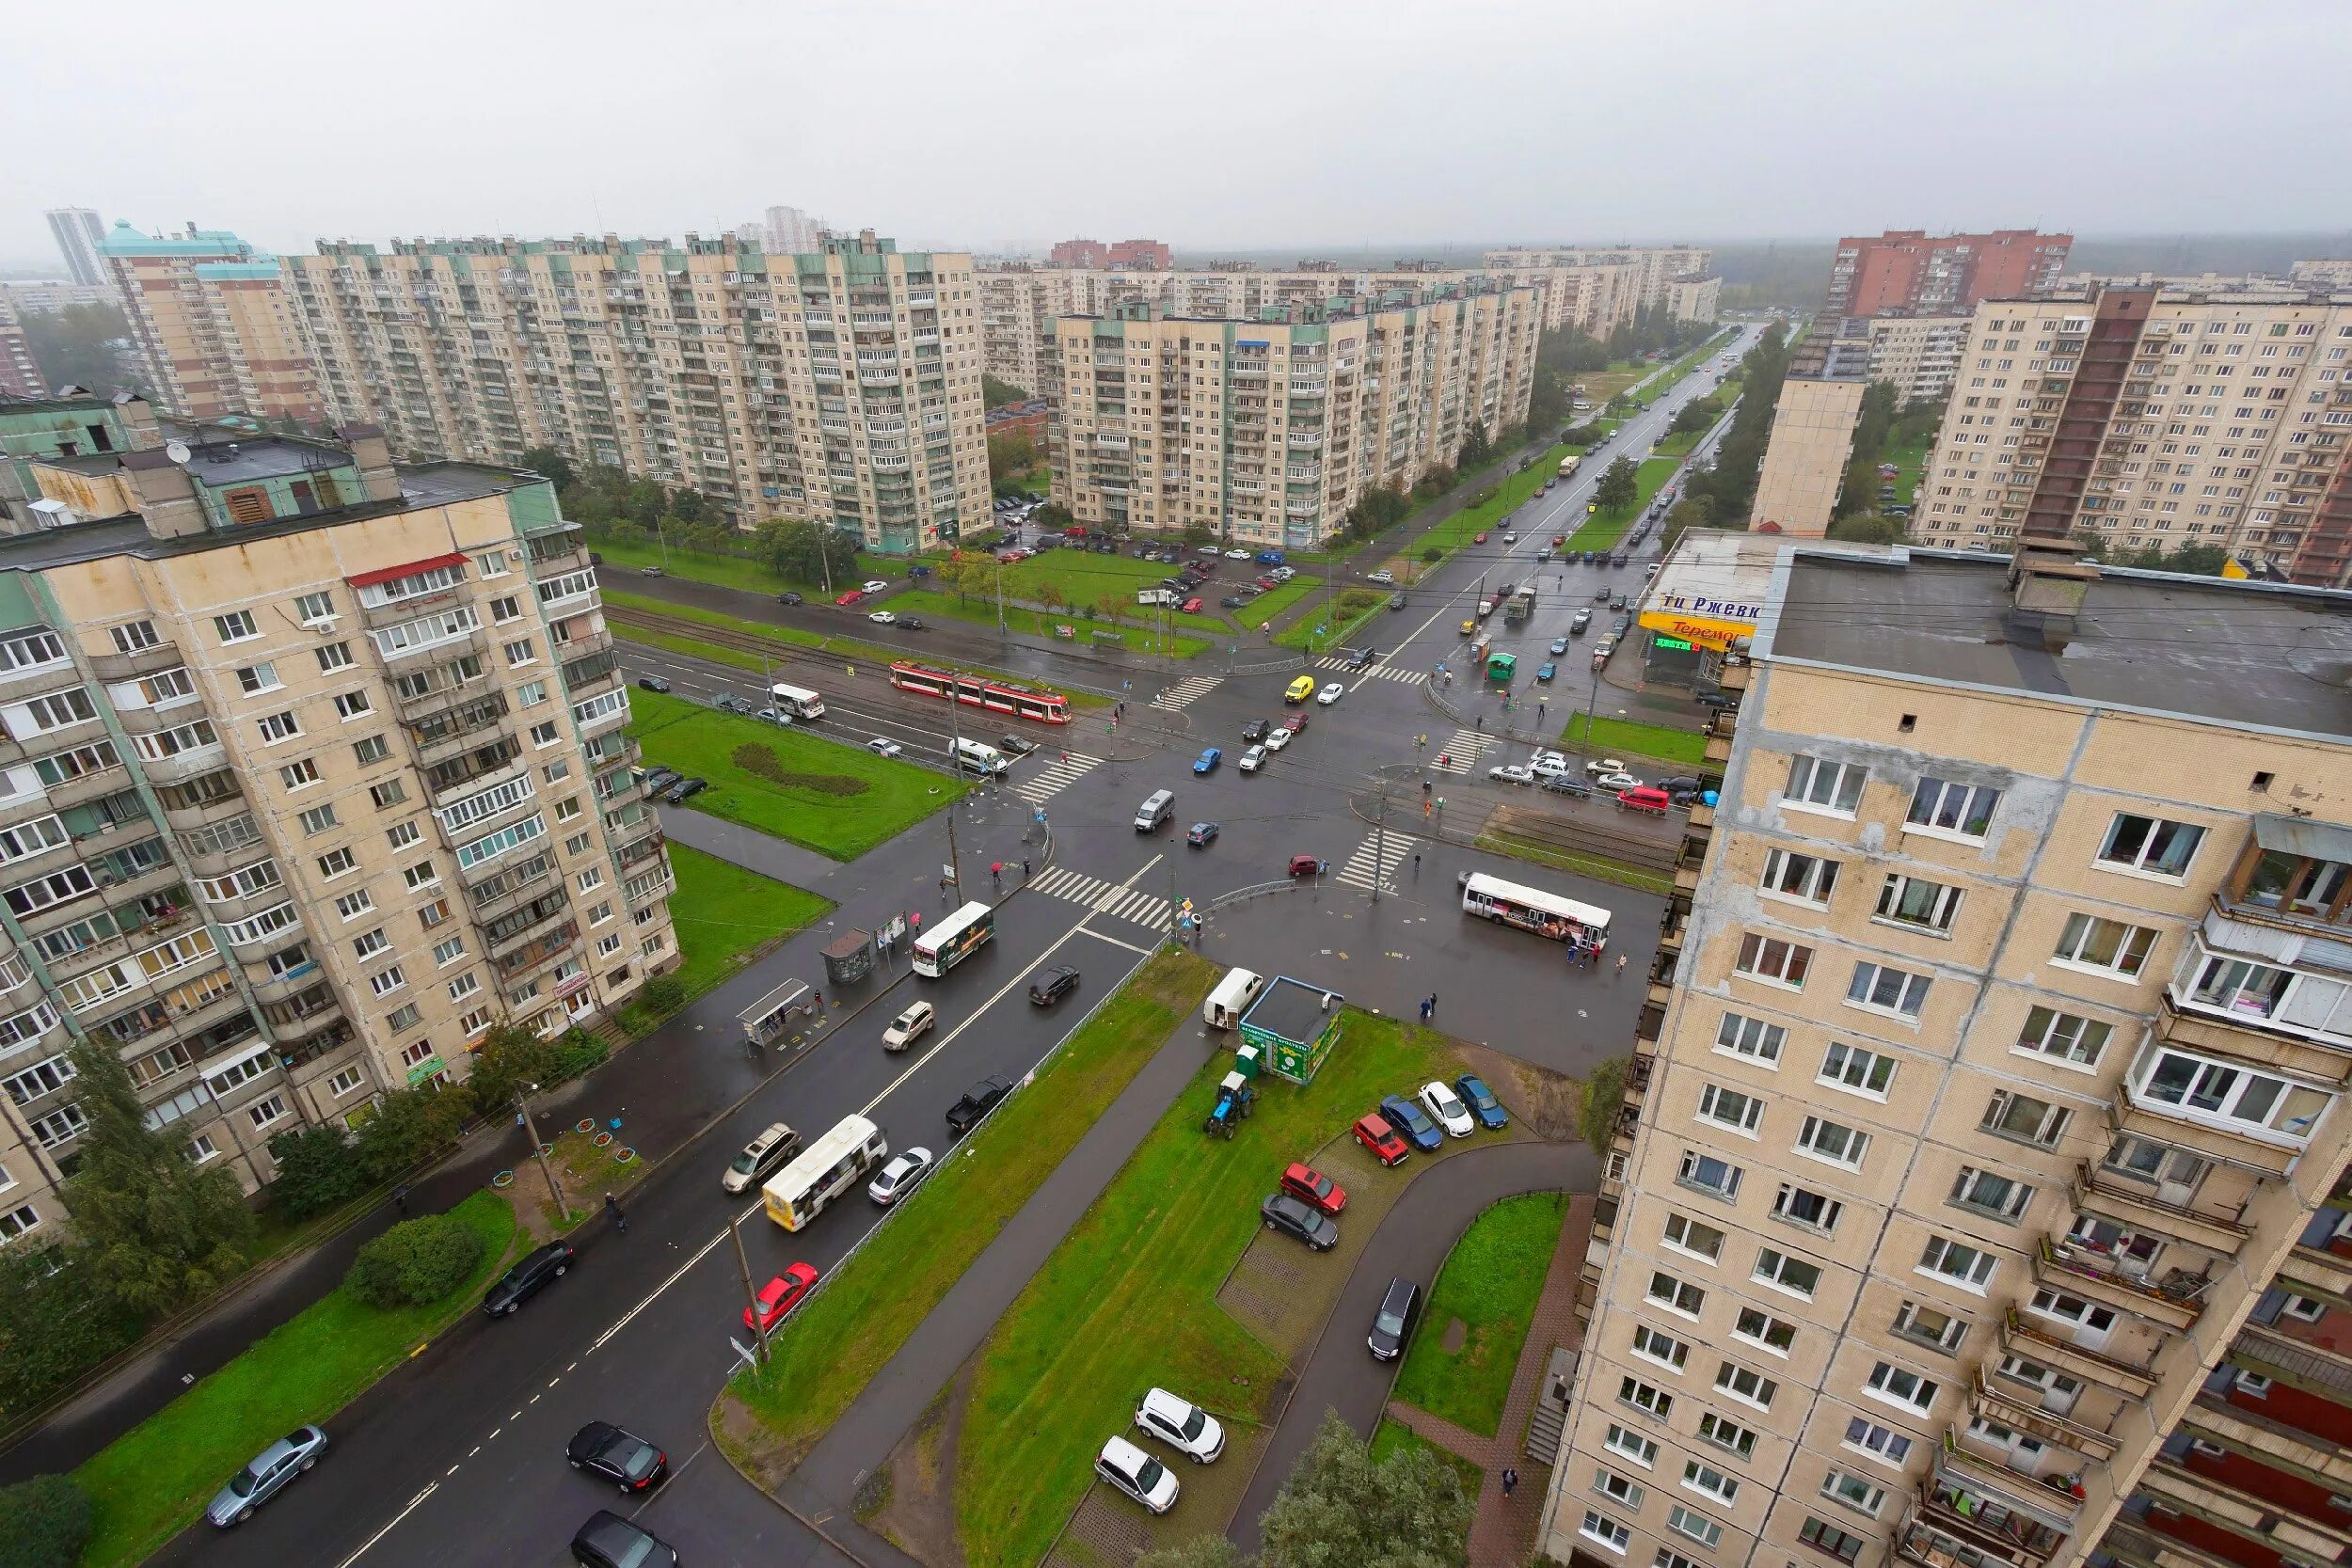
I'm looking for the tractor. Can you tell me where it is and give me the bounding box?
[1203,1070,1255,1139]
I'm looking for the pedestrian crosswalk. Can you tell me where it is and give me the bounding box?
[1026,864,1173,930]
[1152,675,1222,710]
[1010,750,1100,804]
[1334,832,1416,895]
[1430,728,1499,775]
[1312,657,1428,687]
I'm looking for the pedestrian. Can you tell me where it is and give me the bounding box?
[1412,852,1422,876]
[1419,998,1431,1022]
[910,911,922,933]
[393,1185,409,1217]
[605,1193,627,1233]
[1474,714,1483,730]
[1023,857,1032,879]
[1502,1466,1519,1499]
[1428,991,1438,1016]
[1615,953,1629,976]
[814,987,823,1009]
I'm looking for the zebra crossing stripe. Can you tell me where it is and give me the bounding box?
[1151,675,1222,710]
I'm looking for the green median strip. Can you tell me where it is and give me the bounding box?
[1555,713,1708,767]
[1471,831,1674,896]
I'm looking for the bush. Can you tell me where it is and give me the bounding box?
[640,974,687,1017]
[1422,546,1441,563]
[0,1474,92,1568]
[353,1085,469,1185]
[1581,1056,1629,1158]
[551,1028,611,1083]
[266,1126,368,1221]
[344,1214,486,1308]
[1468,485,1498,509]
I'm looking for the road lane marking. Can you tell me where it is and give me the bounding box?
[334,1483,437,1568]
[1075,927,1152,956]
[629,1440,707,1519]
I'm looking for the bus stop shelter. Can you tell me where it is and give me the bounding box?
[1239,975,1345,1085]
[740,979,818,1051]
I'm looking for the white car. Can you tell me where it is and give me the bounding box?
[1270,566,1295,582]
[1584,757,1628,778]
[861,579,891,594]
[1502,531,1518,544]
[1487,764,1535,786]
[1529,758,1573,782]
[1225,548,1252,560]
[1238,745,1267,773]
[1532,750,1567,772]
[1135,1388,1226,1463]
[1365,569,1394,585]
[882,1000,935,1052]
[1420,1081,1475,1138]
[1262,727,1293,752]
[1096,1436,1179,1514]
[1315,683,1344,705]
[866,737,902,757]
[867,1147,934,1205]
[867,610,897,625]
[1596,771,1643,791]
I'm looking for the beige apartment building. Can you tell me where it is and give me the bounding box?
[288,230,991,553]
[1485,246,1720,330]
[1548,538,2352,1568]
[1910,285,2352,587]
[0,290,39,399]
[0,397,673,1243]
[1863,316,1971,407]
[1750,323,1875,537]
[98,223,320,425]
[1044,280,1539,546]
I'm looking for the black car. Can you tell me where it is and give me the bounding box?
[776,591,803,606]
[1369,1276,1421,1360]
[1220,595,1245,609]
[1241,719,1270,743]
[661,777,707,803]
[566,1422,669,1492]
[571,1510,679,1568]
[641,766,680,795]
[713,694,753,715]
[635,676,671,694]
[998,734,1040,756]
[1260,1193,1338,1252]
[897,616,928,631]
[485,1240,575,1318]
[1028,965,1080,1007]
[946,1074,1015,1135]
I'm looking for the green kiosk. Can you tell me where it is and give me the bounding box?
[1238,975,1344,1085]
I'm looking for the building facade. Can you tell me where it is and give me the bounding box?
[98,223,320,424]
[3,282,121,318]
[0,405,674,1243]
[1826,230,2074,319]
[1486,246,1717,316]
[1044,280,1540,546]
[1547,537,2352,1568]
[287,230,992,553]
[763,206,829,256]
[1863,316,1972,407]
[1669,275,1725,327]
[1749,321,1875,536]
[1908,286,2352,586]
[0,293,39,400]
[1048,238,1172,270]
[44,209,107,289]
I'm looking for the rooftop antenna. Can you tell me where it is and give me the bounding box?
[164,439,191,466]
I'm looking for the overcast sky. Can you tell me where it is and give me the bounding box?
[5,0,2346,271]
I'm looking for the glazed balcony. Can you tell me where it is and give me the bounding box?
[2034,1235,2206,1331]
[1901,1479,2069,1568]
[2108,1093,2303,1180]
[2072,1162,2251,1257]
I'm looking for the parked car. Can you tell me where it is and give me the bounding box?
[1135,1387,1226,1463]
[1549,637,1568,656]
[1238,745,1267,773]
[1180,596,1203,614]
[1419,1080,1475,1138]
[640,565,664,577]
[1366,569,1394,585]
[1351,1112,1410,1166]
[207,1426,329,1527]
[566,1422,668,1493]
[1487,764,1535,785]
[1225,547,1253,561]
[1472,531,1487,544]
[722,1120,802,1194]
[946,1074,1014,1135]
[712,694,753,715]
[866,737,903,758]
[882,1000,936,1052]
[867,1147,935,1205]
[485,1240,576,1317]
[754,707,792,726]
[868,610,898,626]
[861,579,890,594]
[776,591,803,606]
[636,676,671,693]
[1571,609,1592,632]
[1194,747,1222,774]
[1097,1435,1180,1514]
[745,1262,820,1332]
[1280,1163,1347,1215]
[1585,756,1628,777]
[1028,964,1081,1006]
[1260,1192,1339,1251]
[897,616,928,631]
[1368,1276,1421,1361]
[661,777,707,803]
[570,1511,679,1568]
[1219,595,1245,609]
[641,766,680,795]
[1186,821,1220,847]
[1255,549,1286,564]
[834,590,863,606]
[1454,1074,1509,1131]
[1379,1093,1443,1153]
[1595,771,1642,791]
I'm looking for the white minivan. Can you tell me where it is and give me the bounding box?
[1203,967,1264,1030]
[1135,789,1174,832]
[953,738,1009,776]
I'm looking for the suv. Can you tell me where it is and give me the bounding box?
[722,1121,802,1195]
[1096,1435,1180,1513]
[1378,1094,1444,1153]
[1135,1387,1226,1463]
[1028,965,1080,1006]
[946,1075,1014,1135]
[1368,1276,1421,1361]
[571,1510,679,1568]
[484,1240,576,1317]
[1260,1192,1339,1251]
[1352,1113,1410,1166]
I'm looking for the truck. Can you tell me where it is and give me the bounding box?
[1557,453,1581,481]
[1504,586,1535,626]
[1136,588,1178,608]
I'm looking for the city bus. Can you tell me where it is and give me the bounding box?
[913,900,995,978]
[1486,651,1517,684]
[1460,871,1612,949]
[761,1114,888,1231]
[767,683,826,721]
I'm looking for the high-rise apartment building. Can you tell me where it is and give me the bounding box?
[1049,238,1172,270]
[1486,245,1717,320]
[1910,285,2352,586]
[1827,230,2074,319]
[1546,536,2352,1568]
[288,230,991,552]
[0,400,674,1240]
[0,292,40,399]
[1861,316,1974,407]
[98,223,320,424]
[1750,320,1874,537]
[44,209,107,288]
[1044,279,1539,546]
[2292,261,2352,290]
[763,207,829,256]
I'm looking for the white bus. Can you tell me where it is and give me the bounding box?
[914,900,995,978]
[762,1114,888,1231]
[951,737,1009,776]
[768,683,826,721]
[1460,871,1613,949]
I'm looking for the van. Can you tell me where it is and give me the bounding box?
[1135,790,1175,832]
[1616,785,1672,816]
[1203,967,1265,1030]
[953,738,1009,776]
[1284,675,1316,705]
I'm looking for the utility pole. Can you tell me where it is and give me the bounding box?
[816,533,834,596]
[514,1085,563,1218]
[656,518,671,570]
[728,1210,769,1363]
[1583,668,1602,745]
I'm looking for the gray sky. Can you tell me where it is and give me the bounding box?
[6,0,2346,270]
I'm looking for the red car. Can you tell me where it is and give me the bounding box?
[1256,576,1279,591]
[1288,853,1321,878]
[745,1261,820,1332]
[1551,535,1565,548]
[834,590,863,607]
[1064,525,1087,537]
[997,550,1022,563]
[1281,712,1309,734]
[1353,1114,1410,1167]
[1473,531,1488,544]
[1180,596,1203,613]
[1281,1162,1347,1215]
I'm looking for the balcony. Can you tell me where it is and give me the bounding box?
[2108,1095,2302,1180]
[2072,1163,2250,1256]
[2138,1457,2352,1564]
[2099,1520,2243,1568]
[87,640,185,683]
[2234,1322,2352,1405]
[1970,1370,2122,1462]
[2034,1235,2207,1330]
[1937,1433,2085,1529]
[1903,1481,2069,1568]
[2180,1391,2352,1493]
[2000,1310,2159,1399]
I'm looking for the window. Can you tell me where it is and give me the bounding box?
[2236,1371,2274,1398]
[1734,1306,1797,1355]
[1713,1361,1776,1409]
[368,965,406,998]
[399,1039,436,1069]
[1696,1083,1764,1135]
[246,1094,290,1130]
[2098,813,2205,878]
[1844,1417,1914,1466]
[554,796,582,823]
[1666,1506,1724,1550]
[316,847,356,879]
[23,688,96,732]
[588,901,614,927]
[1919,1235,1998,1291]
[215,610,259,643]
[1950,1166,2034,1221]
[1981,1090,2071,1148]
[1786,753,1866,815]
[1657,1552,1708,1568]
[1632,1324,1690,1370]
[432,936,466,966]
[1846,961,1930,1019]
[458,1006,494,1037]
[183,1134,218,1164]
[531,721,559,747]
[518,679,548,706]
[1714,1011,1784,1066]
[490,594,521,623]
[352,927,389,960]
[353,736,389,767]
[387,821,421,850]
[257,710,302,744]
[1735,932,1811,988]
[326,1066,364,1098]
[334,889,373,920]
[478,550,511,578]
[294,591,335,625]
[447,972,481,1002]
[1876,872,1963,933]
[1772,1183,1842,1233]
[1581,1511,1630,1555]
[297,803,337,834]
[1753,1246,1821,1298]
[1662,1212,1724,1261]
[108,620,160,655]
[2132,1048,2324,1140]
[0,1203,43,1242]
[454,814,544,871]
[1800,1517,1865,1563]
[1893,1299,1970,1354]
[1604,1424,1658,1467]
[1819,1042,1895,1098]
[279,759,320,792]
[1682,1459,1740,1505]
[1762,847,1840,906]
[1647,1270,1707,1317]
[403,860,439,890]
[236,661,281,695]
[316,641,355,673]
[2053,912,2157,977]
[503,638,536,668]
[1908,775,2000,838]
[2017,1005,2111,1067]
[1795,1115,1868,1170]
[1593,1467,1646,1508]
[1696,1411,1756,1459]
[1865,1360,1937,1414]
[1617,1376,1673,1418]
[417,896,453,928]
[369,780,407,809]
[333,689,373,721]
[1677,1148,1742,1200]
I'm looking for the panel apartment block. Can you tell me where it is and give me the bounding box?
[98,222,320,425]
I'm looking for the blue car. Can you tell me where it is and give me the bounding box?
[1454,1074,1509,1131]
[1549,637,1568,656]
[1256,549,1286,564]
[1194,747,1223,774]
[1536,662,1557,683]
[1379,1094,1443,1153]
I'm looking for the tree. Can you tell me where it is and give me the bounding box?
[59,1036,254,1319]
[1594,456,1639,514]
[517,446,576,489]
[622,478,667,528]
[1036,582,1066,614]
[461,1022,563,1119]
[1581,1056,1629,1158]
[1455,423,1492,469]
[1670,394,1724,437]
[1259,1411,1470,1568]
[353,1085,469,1185]
[988,431,1039,483]
[982,374,1030,410]
[0,1242,143,1420]
[19,301,136,396]
[751,517,858,586]
[1826,514,1905,545]
[0,1473,93,1568]
[344,1214,486,1308]
[265,1126,367,1221]
[1136,1536,1247,1568]
[669,486,708,524]
[1031,500,1075,532]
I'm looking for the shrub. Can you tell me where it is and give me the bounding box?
[1581,1056,1629,1158]
[1468,485,1498,508]
[344,1213,485,1308]
[266,1126,368,1221]
[728,743,868,796]
[353,1085,469,1184]
[551,1028,611,1084]
[1421,546,1441,563]
[640,974,687,1017]
[0,1474,92,1568]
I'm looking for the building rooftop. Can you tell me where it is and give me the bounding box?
[1764,546,2352,743]
[171,436,350,486]
[1242,975,1344,1044]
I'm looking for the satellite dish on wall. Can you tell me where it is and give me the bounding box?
[165,440,192,466]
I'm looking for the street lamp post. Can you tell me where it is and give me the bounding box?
[1582,668,1604,746]
[515,1083,563,1217]
[729,1209,770,1364]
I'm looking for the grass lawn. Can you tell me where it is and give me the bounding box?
[1371,1417,1486,1498]
[628,687,965,859]
[1391,1193,1568,1437]
[1555,712,1707,767]
[1887,427,1933,507]
[1275,584,1393,652]
[587,529,909,596]
[1239,574,1324,632]
[1565,456,1676,552]
[1472,831,1674,897]
[890,585,1224,649]
[1410,444,1572,560]
[725,949,1218,1469]
[661,842,834,997]
[955,1010,1466,1568]
[73,1193,519,1568]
